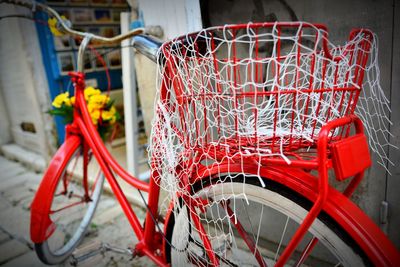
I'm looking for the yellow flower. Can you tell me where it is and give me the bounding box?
[48,16,67,37]
[101,106,117,124]
[87,101,100,125]
[88,94,110,109]
[87,102,97,113]
[52,92,71,108]
[70,96,76,105]
[84,87,101,101]
[90,109,101,125]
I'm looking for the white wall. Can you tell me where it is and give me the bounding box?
[0,4,55,158]
[135,0,202,137]
[138,0,202,37]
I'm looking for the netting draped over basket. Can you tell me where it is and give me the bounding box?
[150,22,392,195]
[148,22,392,264]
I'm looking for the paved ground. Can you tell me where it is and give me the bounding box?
[0,156,156,267]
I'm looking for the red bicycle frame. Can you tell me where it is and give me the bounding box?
[28,22,400,267]
[30,70,399,266]
[30,70,166,265]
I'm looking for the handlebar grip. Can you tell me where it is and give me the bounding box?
[131,35,163,63]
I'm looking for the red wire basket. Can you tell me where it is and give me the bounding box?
[153,22,374,163]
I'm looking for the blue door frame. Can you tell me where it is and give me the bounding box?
[34,10,123,145]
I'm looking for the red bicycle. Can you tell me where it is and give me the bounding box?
[4,1,399,266]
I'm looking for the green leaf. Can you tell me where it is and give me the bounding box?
[48,109,67,116]
[105,99,115,110]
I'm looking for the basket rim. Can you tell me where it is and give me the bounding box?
[158,22,373,62]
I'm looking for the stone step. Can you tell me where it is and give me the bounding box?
[0,230,10,245]
[1,144,45,173]
[4,186,34,205]
[0,173,33,193]
[0,163,26,181]
[0,196,12,212]
[1,251,45,267]
[0,206,32,244]
[0,156,154,266]
[19,197,33,212]
[93,198,118,219]
[1,174,42,197]
[92,205,124,226]
[0,239,30,264]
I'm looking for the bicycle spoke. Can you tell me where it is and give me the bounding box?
[63,150,81,192]
[224,200,267,267]
[255,205,264,257]
[274,215,290,262]
[294,236,318,266]
[241,199,257,244]
[171,180,373,266]
[89,170,102,197]
[190,236,238,267]
[50,198,88,214]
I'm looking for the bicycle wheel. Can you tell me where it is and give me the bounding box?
[169,175,370,266]
[34,143,104,265]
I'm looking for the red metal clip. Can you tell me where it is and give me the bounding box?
[331,134,371,181]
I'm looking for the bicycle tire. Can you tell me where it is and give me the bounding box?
[34,143,104,265]
[168,175,371,266]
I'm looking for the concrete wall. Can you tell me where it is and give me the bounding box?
[136,0,203,137]
[386,0,400,250]
[0,85,12,146]
[204,0,399,247]
[0,5,56,159]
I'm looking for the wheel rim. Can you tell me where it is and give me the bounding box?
[44,147,104,257]
[170,181,366,266]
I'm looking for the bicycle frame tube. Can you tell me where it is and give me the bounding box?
[22,4,397,263]
[68,52,165,266]
[70,84,167,265]
[70,77,166,262]
[36,30,167,264]
[27,10,398,264]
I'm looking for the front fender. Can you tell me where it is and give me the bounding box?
[30,135,81,243]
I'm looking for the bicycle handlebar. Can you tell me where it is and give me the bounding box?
[1,0,163,45]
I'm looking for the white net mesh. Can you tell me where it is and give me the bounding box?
[149,22,392,265]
